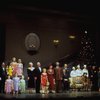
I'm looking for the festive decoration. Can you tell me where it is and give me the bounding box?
[78,30,96,65]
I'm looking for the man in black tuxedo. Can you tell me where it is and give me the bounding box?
[62,64,70,92]
[34,62,42,93]
[0,62,7,93]
[90,66,98,91]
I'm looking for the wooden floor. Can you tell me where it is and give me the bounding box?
[0,91,100,100]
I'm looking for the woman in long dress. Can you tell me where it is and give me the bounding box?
[16,59,23,77]
[27,62,35,93]
[47,65,55,93]
[10,57,18,76]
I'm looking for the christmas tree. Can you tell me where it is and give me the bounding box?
[78,30,96,66]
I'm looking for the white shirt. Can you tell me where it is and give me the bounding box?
[70,70,77,77]
[76,69,83,77]
[82,68,89,77]
[28,67,35,71]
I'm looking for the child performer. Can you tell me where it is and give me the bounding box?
[19,75,26,93]
[12,73,20,94]
[5,75,13,94]
[41,68,49,94]
[6,63,13,78]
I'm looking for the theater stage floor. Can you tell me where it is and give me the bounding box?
[0,91,100,100]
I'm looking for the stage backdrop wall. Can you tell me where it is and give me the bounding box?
[0,9,96,76]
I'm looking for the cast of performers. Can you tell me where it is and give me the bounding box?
[1,57,100,94]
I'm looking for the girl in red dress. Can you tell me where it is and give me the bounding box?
[47,65,55,93]
[41,68,49,94]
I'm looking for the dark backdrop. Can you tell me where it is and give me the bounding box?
[0,5,98,76]
[0,24,5,65]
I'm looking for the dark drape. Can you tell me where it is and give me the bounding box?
[0,24,5,65]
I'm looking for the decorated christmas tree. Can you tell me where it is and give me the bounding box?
[78,30,96,66]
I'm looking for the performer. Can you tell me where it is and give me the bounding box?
[47,65,55,93]
[75,65,83,90]
[90,66,98,91]
[34,62,42,93]
[5,75,13,94]
[82,73,90,91]
[70,67,77,77]
[54,62,63,93]
[82,65,89,77]
[19,75,26,93]
[0,62,7,93]
[27,62,35,93]
[12,73,20,94]
[69,66,77,90]
[62,64,70,92]
[76,65,83,77]
[6,62,13,78]
[16,59,23,77]
[10,57,18,76]
[41,68,49,94]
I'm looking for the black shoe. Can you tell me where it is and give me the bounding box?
[36,92,40,93]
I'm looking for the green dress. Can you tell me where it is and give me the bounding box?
[19,79,26,93]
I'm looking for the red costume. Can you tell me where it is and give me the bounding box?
[47,69,55,91]
[41,73,48,86]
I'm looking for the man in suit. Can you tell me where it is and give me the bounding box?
[0,62,7,93]
[90,66,98,91]
[62,64,70,92]
[54,62,63,93]
[34,62,42,93]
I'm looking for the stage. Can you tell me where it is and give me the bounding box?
[0,91,100,100]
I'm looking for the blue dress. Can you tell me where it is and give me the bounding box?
[13,76,20,91]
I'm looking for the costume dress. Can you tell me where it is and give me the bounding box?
[27,67,35,88]
[5,79,13,93]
